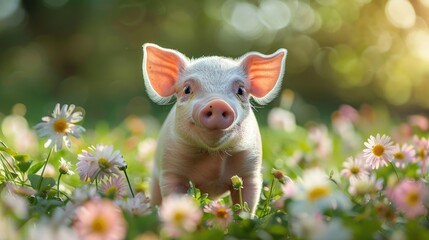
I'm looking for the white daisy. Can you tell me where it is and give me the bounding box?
[340,156,369,182]
[291,168,350,214]
[76,145,126,182]
[362,134,395,169]
[34,103,85,151]
[391,143,415,168]
[159,195,202,238]
[59,158,74,175]
[121,192,151,216]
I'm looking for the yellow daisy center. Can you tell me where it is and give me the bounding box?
[98,158,110,169]
[216,207,229,219]
[53,118,68,133]
[350,166,360,174]
[394,152,405,160]
[173,210,185,224]
[308,186,330,202]
[91,215,109,233]
[372,144,385,157]
[104,186,118,199]
[418,148,426,160]
[405,191,420,206]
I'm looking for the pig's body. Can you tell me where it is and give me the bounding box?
[142,44,287,214]
[150,106,262,212]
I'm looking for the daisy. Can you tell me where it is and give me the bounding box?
[74,199,127,240]
[34,103,85,151]
[159,195,202,238]
[413,136,429,175]
[391,143,415,168]
[340,156,369,182]
[388,180,428,218]
[204,201,233,229]
[76,145,126,182]
[121,192,151,216]
[348,174,383,198]
[99,175,127,199]
[59,158,75,175]
[362,134,395,169]
[291,168,350,214]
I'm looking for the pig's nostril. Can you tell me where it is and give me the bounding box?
[206,111,213,117]
[222,112,227,118]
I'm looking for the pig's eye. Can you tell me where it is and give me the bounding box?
[237,86,245,96]
[184,85,192,95]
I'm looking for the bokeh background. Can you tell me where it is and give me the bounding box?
[1,0,429,126]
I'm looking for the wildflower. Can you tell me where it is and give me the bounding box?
[391,143,415,168]
[308,124,332,159]
[231,175,243,190]
[271,168,287,184]
[34,103,85,151]
[291,168,350,214]
[348,174,383,198]
[291,214,351,240]
[76,145,126,182]
[159,195,202,238]
[121,192,151,216]
[362,134,394,169]
[204,201,233,229]
[340,156,369,182]
[99,175,127,199]
[388,180,428,218]
[59,158,75,175]
[74,199,127,240]
[267,107,296,132]
[413,136,429,174]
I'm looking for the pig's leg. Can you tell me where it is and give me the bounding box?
[159,173,189,198]
[150,174,162,206]
[230,175,262,215]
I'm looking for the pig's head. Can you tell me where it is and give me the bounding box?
[142,43,287,150]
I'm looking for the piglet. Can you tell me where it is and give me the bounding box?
[142,43,287,214]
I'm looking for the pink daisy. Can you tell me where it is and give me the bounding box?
[121,192,151,216]
[362,134,395,169]
[76,145,126,182]
[388,180,428,218]
[391,143,415,168]
[340,156,369,182]
[159,195,202,238]
[99,175,127,199]
[203,201,233,229]
[74,199,127,240]
[413,136,429,175]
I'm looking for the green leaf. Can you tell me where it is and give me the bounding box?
[28,161,45,175]
[16,160,33,173]
[0,147,17,156]
[28,174,56,191]
[233,203,242,211]
[14,154,30,162]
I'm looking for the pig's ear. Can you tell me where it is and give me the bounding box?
[142,43,188,104]
[240,49,287,105]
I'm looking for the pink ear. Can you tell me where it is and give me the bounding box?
[241,49,287,101]
[143,44,185,98]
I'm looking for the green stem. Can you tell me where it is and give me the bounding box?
[263,179,276,217]
[389,161,399,180]
[94,169,102,190]
[57,173,63,199]
[37,147,54,192]
[238,187,243,211]
[122,169,135,198]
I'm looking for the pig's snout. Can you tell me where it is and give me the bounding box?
[198,100,235,130]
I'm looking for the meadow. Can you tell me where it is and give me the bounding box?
[1,97,429,239]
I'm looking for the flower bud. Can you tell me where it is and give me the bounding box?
[231,175,243,190]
